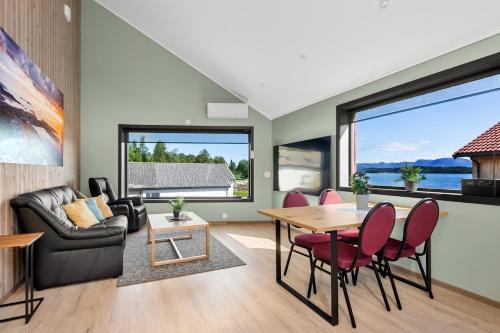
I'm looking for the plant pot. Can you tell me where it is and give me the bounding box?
[173,210,180,219]
[405,181,418,192]
[356,194,369,210]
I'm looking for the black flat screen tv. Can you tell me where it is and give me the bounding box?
[273,136,331,195]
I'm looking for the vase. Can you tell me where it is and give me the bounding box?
[173,210,180,219]
[356,194,369,210]
[405,181,418,192]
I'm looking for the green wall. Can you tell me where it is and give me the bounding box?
[81,0,272,221]
[272,34,500,302]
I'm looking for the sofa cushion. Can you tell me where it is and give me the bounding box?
[63,200,99,228]
[95,194,113,218]
[85,198,106,221]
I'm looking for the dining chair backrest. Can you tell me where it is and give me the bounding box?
[318,189,343,205]
[357,202,396,258]
[403,198,440,248]
[283,190,309,208]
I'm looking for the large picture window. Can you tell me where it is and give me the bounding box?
[119,125,253,202]
[336,53,500,204]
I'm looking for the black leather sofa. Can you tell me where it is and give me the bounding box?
[89,177,147,232]
[10,186,128,290]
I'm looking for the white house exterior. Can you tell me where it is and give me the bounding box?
[127,162,235,198]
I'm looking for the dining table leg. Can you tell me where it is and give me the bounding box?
[275,219,282,283]
[274,219,339,326]
[329,230,339,326]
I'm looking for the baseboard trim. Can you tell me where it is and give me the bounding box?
[0,279,24,305]
[391,265,500,310]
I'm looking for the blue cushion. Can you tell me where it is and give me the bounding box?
[85,198,105,222]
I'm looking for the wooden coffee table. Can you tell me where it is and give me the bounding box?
[147,212,210,267]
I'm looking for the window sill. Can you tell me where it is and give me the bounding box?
[337,186,500,206]
[142,198,254,204]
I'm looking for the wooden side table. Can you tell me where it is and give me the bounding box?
[0,233,44,324]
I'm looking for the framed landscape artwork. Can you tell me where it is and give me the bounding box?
[0,28,64,166]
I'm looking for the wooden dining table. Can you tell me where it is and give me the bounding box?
[258,202,448,326]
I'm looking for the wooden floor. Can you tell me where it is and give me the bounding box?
[1,222,499,333]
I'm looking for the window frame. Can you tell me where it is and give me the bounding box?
[118,124,254,203]
[336,52,500,206]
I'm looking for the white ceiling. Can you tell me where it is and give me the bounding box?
[95,0,500,119]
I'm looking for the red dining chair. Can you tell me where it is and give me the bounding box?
[318,189,359,245]
[282,190,330,295]
[380,198,440,309]
[318,188,343,205]
[308,202,396,328]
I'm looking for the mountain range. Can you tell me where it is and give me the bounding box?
[357,158,471,170]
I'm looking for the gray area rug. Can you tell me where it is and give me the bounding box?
[117,228,246,287]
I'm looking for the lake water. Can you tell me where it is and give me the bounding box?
[365,173,472,190]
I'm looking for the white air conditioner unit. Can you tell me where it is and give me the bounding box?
[207,103,248,119]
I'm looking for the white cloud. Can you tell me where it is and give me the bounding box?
[378,142,420,152]
[420,140,432,145]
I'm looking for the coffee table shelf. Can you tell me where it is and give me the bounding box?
[147,212,210,267]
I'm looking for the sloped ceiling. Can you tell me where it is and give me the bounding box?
[95,0,500,119]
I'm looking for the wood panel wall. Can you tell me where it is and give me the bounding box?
[0,0,80,301]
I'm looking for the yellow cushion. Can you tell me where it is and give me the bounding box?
[62,200,99,228]
[94,194,113,218]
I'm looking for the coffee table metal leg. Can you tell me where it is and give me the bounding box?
[151,229,156,266]
[206,225,210,257]
[24,246,29,324]
[30,244,34,315]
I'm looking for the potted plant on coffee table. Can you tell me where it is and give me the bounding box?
[169,196,186,219]
[350,172,370,210]
[396,164,426,192]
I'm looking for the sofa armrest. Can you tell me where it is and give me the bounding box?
[108,203,129,217]
[121,196,143,206]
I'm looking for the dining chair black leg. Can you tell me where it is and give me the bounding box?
[384,259,402,310]
[416,255,434,299]
[307,259,317,298]
[307,250,317,294]
[352,268,359,286]
[340,271,356,328]
[377,255,387,278]
[283,244,294,276]
[372,261,391,312]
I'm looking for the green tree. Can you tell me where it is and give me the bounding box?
[196,149,211,163]
[228,160,237,173]
[236,159,249,179]
[129,136,149,162]
[151,141,168,162]
[138,139,149,162]
[212,156,226,164]
[128,142,142,162]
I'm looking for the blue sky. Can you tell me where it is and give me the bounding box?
[128,132,249,163]
[356,73,500,163]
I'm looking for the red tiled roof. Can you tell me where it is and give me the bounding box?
[453,122,500,157]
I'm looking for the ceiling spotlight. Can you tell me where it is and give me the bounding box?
[379,0,389,9]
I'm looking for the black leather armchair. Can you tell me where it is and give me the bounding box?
[88,177,147,232]
[10,186,128,289]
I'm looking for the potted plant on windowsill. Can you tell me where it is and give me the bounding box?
[350,172,370,210]
[396,164,426,192]
[169,196,185,219]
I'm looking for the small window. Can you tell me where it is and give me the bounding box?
[119,125,254,202]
